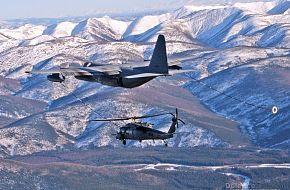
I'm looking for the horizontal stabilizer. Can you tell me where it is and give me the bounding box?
[123,73,168,79]
[168,69,195,75]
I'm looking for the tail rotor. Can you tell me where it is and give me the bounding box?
[168,108,185,133]
[174,108,185,128]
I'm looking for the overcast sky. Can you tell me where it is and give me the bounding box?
[1,0,271,20]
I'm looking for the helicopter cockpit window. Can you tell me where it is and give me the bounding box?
[126,128,133,135]
[120,128,126,133]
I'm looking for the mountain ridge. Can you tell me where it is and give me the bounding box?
[0,0,289,156]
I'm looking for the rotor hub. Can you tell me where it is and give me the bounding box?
[172,117,177,122]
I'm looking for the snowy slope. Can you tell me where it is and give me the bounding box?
[96,16,130,38]
[43,22,77,38]
[0,0,289,156]
[0,24,45,40]
[71,18,122,41]
[123,13,172,37]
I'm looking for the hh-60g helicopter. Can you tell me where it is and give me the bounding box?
[89,108,185,146]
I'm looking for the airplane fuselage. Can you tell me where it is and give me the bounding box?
[75,74,155,88]
[74,67,159,88]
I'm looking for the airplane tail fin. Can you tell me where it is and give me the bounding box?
[148,35,168,74]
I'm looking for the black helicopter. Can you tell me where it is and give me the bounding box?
[90,108,185,146]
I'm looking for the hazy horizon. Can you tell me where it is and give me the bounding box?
[1,0,272,20]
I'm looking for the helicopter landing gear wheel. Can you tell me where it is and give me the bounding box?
[139,140,142,143]
[122,140,126,145]
[163,140,168,147]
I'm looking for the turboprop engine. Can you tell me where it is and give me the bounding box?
[47,73,65,83]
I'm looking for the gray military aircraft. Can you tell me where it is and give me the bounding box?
[90,108,185,146]
[26,35,193,88]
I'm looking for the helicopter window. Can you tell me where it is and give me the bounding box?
[120,128,126,133]
[126,129,133,135]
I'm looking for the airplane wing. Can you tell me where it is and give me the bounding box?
[26,69,62,74]
[26,65,121,76]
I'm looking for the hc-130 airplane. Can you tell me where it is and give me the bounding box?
[26,35,193,88]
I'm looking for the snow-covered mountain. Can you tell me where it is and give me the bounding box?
[0,0,289,156]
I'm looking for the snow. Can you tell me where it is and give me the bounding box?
[96,16,131,37]
[223,173,250,190]
[0,24,45,40]
[268,0,290,15]
[173,5,229,19]
[184,5,229,12]
[20,35,55,46]
[0,1,289,48]
[43,22,77,38]
[133,162,290,172]
[0,39,21,53]
[177,125,226,147]
[247,163,290,169]
[123,13,171,36]
[0,0,289,155]
[233,1,276,14]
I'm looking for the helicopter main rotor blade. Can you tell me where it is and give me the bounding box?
[89,118,132,122]
[89,112,171,122]
[133,112,171,119]
[176,108,179,128]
